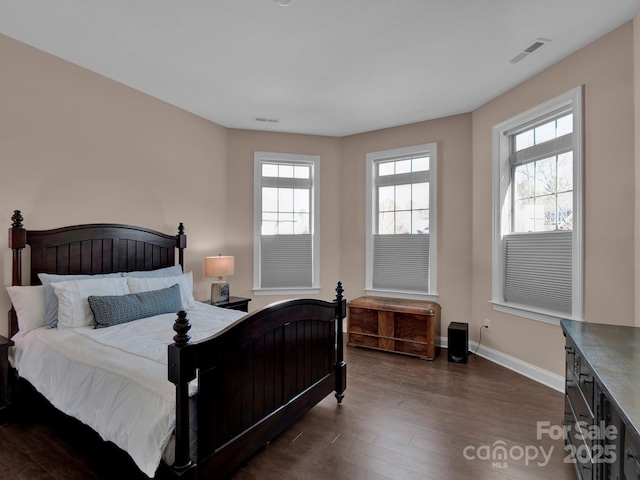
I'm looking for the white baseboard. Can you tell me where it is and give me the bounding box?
[439,336,564,393]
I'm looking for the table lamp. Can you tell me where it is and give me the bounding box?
[205,255,235,303]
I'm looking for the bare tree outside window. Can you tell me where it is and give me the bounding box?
[512,114,573,233]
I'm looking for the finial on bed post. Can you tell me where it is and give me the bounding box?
[173,310,191,345]
[11,210,23,229]
[334,281,347,404]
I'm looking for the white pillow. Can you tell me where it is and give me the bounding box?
[6,285,45,334]
[52,277,130,328]
[126,272,195,310]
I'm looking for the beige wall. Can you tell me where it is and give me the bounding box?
[340,115,474,335]
[635,12,640,327]
[1,20,638,382]
[472,23,636,375]
[226,115,473,342]
[225,129,343,311]
[0,34,229,337]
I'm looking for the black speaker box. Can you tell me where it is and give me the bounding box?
[448,322,468,364]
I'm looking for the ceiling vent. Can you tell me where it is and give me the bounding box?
[254,117,279,123]
[510,38,551,64]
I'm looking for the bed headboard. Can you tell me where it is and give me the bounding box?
[8,210,187,337]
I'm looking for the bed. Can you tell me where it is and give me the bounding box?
[6,210,347,479]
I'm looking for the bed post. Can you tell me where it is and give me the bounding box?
[334,281,347,404]
[177,223,186,271]
[167,311,196,474]
[9,211,25,286]
[8,210,26,338]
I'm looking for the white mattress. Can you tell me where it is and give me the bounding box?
[10,302,245,477]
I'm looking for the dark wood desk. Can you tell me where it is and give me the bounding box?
[562,319,640,480]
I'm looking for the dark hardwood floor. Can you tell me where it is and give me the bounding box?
[0,346,576,479]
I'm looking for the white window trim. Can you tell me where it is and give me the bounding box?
[253,151,320,296]
[365,143,438,301]
[491,87,584,324]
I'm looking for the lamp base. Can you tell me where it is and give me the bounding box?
[211,281,230,304]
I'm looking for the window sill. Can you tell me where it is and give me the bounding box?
[253,287,321,296]
[365,289,438,302]
[489,300,582,326]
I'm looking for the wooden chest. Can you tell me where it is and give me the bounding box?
[347,296,441,360]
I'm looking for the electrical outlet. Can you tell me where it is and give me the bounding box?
[483,319,491,331]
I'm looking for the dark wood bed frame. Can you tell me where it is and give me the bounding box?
[7,210,347,479]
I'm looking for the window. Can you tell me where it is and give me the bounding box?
[365,143,437,300]
[492,87,583,324]
[253,152,320,294]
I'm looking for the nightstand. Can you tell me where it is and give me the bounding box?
[202,297,251,313]
[0,335,14,425]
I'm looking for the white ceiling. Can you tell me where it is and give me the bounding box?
[1,0,639,137]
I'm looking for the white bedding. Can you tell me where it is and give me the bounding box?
[10,302,245,478]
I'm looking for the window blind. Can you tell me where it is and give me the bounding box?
[503,231,572,314]
[509,133,573,167]
[260,234,313,288]
[372,234,429,292]
[375,170,429,187]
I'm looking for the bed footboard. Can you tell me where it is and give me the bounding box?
[165,282,346,479]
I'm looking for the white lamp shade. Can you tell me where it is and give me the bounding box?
[205,256,235,278]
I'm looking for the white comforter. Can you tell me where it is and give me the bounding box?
[10,302,245,477]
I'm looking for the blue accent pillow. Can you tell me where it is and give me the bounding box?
[38,272,122,329]
[88,284,184,329]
